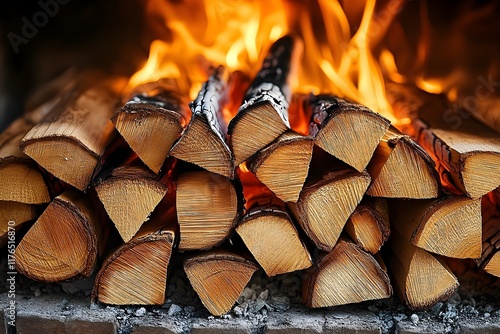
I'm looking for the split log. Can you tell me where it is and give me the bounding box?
[170,66,234,178]
[0,117,50,204]
[386,229,459,310]
[95,164,170,242]
[0,201,37,248]
[308,95,390,172]
[390,197,482,259]
[20,74,127,190]
[247,130,313,202]
[0,72,76,204]
[387,84,500,198]
[236,170,312,276]
[476,188,500,277]
[92,209,175,305]
[228,36,297,165]
[344,197,390,254]
[288,169,371,251]
[176,170,243,251]
[366,126,440,199]
[303,237,392,308]
[112,79,188,173]
[184,249,258,316]
[16,189,103,282]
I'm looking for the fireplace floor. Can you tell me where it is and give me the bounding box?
[2,260,499,334]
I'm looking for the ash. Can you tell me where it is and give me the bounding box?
[1,255,500,334]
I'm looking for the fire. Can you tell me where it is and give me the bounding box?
[128,0,415,122]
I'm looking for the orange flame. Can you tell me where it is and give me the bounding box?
[129,0,412,122]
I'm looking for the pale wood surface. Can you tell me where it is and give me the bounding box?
[184,250,258,316]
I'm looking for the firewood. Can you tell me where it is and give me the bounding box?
[16,189,102,282]
[247,130,313,202]
[0,117,50,204]
[184,249,258,316]
[112,79,188,174]
[386,229,459,310]
[387,84,500,198]
[95,165,169,242]
[303,237,392,308]
[92,209,175,305]
[0,72,75,204]
[390,197,482,259]
[344,197,390,254]
[20,74,127,191]
[366,126,440,199]
[476,189,500,277]
[176,170,243,251]
[288,169,371,251]
[308,95,390,172]
[236,170,312,275]
[0,201,36,248]
[170,66,234,178]
[228,36,297,165]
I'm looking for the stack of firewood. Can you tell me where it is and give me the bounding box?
[1,36,499,316]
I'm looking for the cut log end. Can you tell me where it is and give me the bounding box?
[344,199,390,254]
[170,117,233,178]
[0,161,50,204]
[289,169,371,251]
[21,138,98,191]
[0,201,36,248]
[461,151,500,199]
[315,111,390,172]
[112,108,184,173]
[249,131,313,203]
[413,197,482,259]
[229,101,289,166]
[184,250,258,316]
[236,209,312,276]
[367,132,439,199]
[95,167,168,242]
[177,171,241,251]
[483,253,500,278]
[93,229,175,305]
[303,238,392,308]
[16,190,99,282]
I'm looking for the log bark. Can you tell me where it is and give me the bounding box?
[344,197,390,254]
[307,95,390,172]
[228,36,297,165]
[112,79,188,174]
[176,170,244,251]
[92,209,175,305]
[247,130,313,202]
[170,66,234,178]
[366,126,440,199]
[288,169,371,251]
[236,170,312,276]
[387,84,500,198]
[386,228,459,310]
[184,249,258,316]
[20,73,127,191]
[16,189,103,282]
[302,237,392,308]
[390,196,482,259]
[94,163,171,242]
